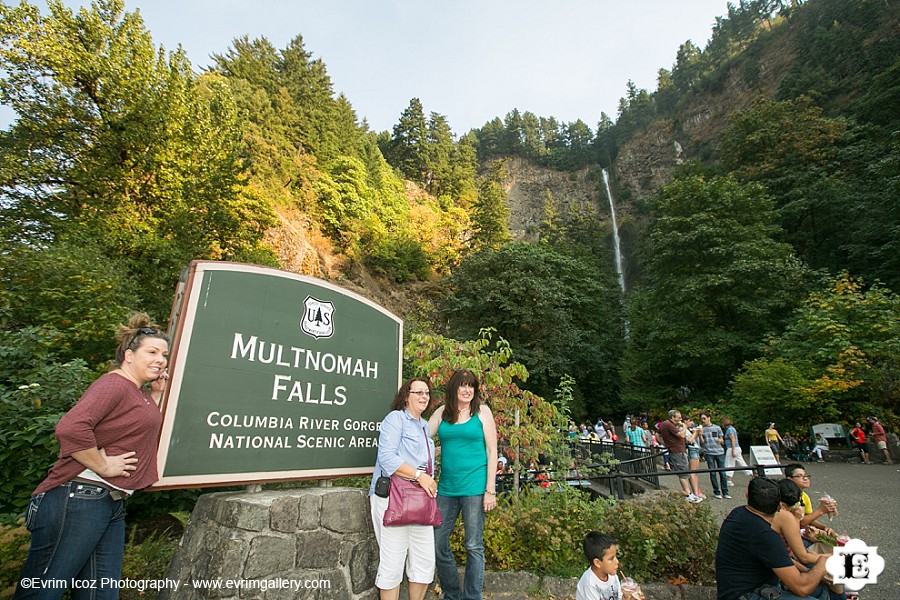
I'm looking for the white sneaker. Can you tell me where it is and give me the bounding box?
[727,480,735,487]
[687,493,703,504]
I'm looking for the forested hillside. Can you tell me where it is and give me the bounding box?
[1,0,898,449]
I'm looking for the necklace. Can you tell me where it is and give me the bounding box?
[113,369,151,405]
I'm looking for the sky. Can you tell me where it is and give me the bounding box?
[1,0,730,135]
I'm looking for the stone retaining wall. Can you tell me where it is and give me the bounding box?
[159,487,717,600]
[159,487,378,600]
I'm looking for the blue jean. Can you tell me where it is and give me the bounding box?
[745,582,831,600]
[434,495,485,600]
[705,453,728,496]
[14,482,126,600]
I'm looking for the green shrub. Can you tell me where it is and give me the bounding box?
[449,488,717,583]
[603,491,718,583]
[120,527,180,600]
[0,328,97,518]
[364,233,431,282]
[451,486,613,578]
[0,520,30,597]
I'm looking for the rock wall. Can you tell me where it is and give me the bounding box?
[613,119,684,205]
[500,157,606,243]
[159,487,378,600]
[160,486,723,600]
[613,32,797,205]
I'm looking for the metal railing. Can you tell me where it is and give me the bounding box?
[583,463,785,500]
[497,439,784,500]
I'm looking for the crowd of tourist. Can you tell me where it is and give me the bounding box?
[570,410,894,502]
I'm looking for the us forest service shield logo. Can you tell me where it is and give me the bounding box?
[300,296,335,339]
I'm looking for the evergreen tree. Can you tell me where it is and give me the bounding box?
[623,175,809,405]
[0,0,276,322]
[470,160,511,252]
[424,111,454,197]
[442,243,624,418]
[388,97,429,182]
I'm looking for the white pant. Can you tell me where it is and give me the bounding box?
[370,494,435,589]
[724,446,750,478]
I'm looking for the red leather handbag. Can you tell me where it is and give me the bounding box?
[383,425,442,527]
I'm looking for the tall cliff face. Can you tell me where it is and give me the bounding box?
[501,157,607,243]
[614,30,798,203]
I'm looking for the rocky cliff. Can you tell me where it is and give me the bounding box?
[614,28,798,203]
[500,157,608,243]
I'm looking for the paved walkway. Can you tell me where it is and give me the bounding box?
[658,457,899,600]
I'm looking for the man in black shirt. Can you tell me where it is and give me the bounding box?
[715,477,829,600]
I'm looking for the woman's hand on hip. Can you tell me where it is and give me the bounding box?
[99,448,138,478]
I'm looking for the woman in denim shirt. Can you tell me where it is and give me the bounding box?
[369,377,438,600]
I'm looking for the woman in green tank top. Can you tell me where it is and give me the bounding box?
[428,369,498,600]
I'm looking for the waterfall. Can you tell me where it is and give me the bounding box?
[601,169,625,293]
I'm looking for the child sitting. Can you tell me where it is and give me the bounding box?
[576,532,622,600]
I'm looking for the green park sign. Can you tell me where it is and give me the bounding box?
[153,261,402,489]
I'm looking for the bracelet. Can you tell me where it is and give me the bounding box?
[485,490,496,496]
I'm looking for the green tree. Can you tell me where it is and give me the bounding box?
[720,97,847,271]
[469,160,511,252]
[624,175,809,406]
[765,274,900,419]
[721,97,900,288]
[0,241,140,366]
[728,357,840,438]
[405,329,562,491]
[835,126,900,291]
[671,40,704,94]
[445,132,479,208]
[441,243,624,419]
[388,97,429,182]
[424,111,454,197]
[520,111,546,159]
[0,0,276,321]
[539,190,562,245]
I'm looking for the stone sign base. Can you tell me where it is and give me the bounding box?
[159,487,378,600]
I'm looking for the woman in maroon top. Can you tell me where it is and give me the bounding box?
[14,313,168,600]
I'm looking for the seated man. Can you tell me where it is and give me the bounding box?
[783,464,837,536]
[716,477,829,600]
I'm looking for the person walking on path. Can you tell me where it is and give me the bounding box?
[849,422,871,464]
[868,416,893,464]
[625,418,646,447]
[765,422,785,463]
[722,417,750,486]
